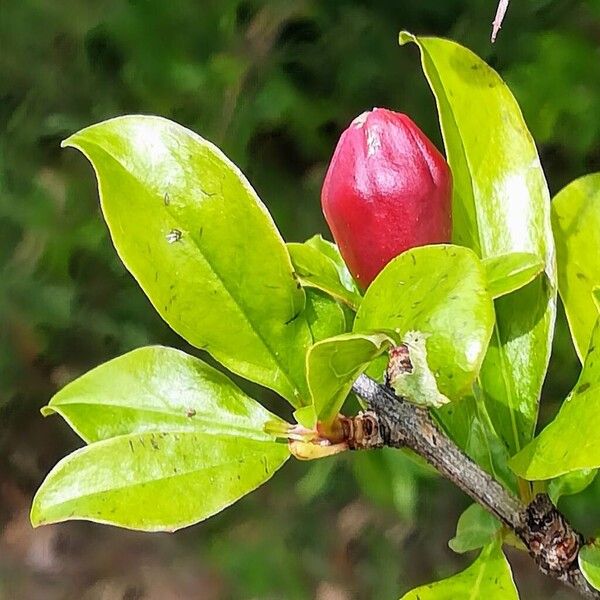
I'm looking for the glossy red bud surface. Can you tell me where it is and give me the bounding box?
[321,108,452,288]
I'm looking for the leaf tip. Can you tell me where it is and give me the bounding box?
[399,31,416,46]
[40,405,54,417]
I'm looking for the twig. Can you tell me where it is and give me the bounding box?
[492,0,510,42]
[350,374,600,599]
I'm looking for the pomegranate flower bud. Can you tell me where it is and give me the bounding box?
[321,108,452,288]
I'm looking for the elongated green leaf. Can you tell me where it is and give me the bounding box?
[31,431,289,531]
[580,542,600,592]
[400,540,518,599]
[42,346,287,443]
[401,33,556,455]
[288,240,361,309]
[484,253,544,299]
[510,318,600,479]
[552,173,600,360]
[354,245,494,400]
[448,503,501,554]
[307,331,397,423]
[548,469,597,504]
[63,116,312,406]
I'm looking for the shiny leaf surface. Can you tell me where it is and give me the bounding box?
[401,33,556,454]
[42,346,287,443]
[288,239,361,309]
[552,173,600,360]
[483,253,544,299]
[31,431,289,531]
[510,318,600,479]
[307,331,398,424]
[63,116,312,406]
[355,245,494,400]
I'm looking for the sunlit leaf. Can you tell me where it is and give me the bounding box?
[31,431,289,531]
[483,253,544,299]
[448,503,501,554]
[401,33,556,455]
[288,238,361,309]
[354,245,494,400]
[63,116,312,406]
[552,173,600,360]
[42,346,287,443]
[400,540,518,599]
[304,289,347,343]
[510,318,600,479]
[307,331,398,424]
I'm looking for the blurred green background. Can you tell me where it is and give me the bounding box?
[1,1,600,598]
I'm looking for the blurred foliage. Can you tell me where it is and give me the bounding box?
[1,0,600,598]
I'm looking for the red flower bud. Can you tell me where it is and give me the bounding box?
[321,108,452,288]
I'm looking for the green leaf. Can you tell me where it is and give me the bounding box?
[579,541,600,592]
[304,289,347,343]
[307,331,398,424]
[400,540,518,599]
[388,332,450,408]
[510,318,600,479]
[548,469,597,504]
[354,245,494,400]
[305,235,359,295]
[594,287,600,313]
[448,504,501,554]
[63,116,312,406]
[401,33,556,455]
[288,239,361,309]
[31,431,289,531]
[552,173,600,360]
[41,346,287,443]
[483,253,544,299]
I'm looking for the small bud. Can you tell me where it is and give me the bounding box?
[321,108,452,287]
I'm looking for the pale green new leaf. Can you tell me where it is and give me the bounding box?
[580,542,600,592]
[42,346,287,443]
[400,540,518,599]
[307,331,398,424]
[552,173,600,360]
[63,116,312,406]
[400,33,556,455]
[510,318,600,479]
[484,253,544,299]
[354,245,494,400]
[31,431,289,531]
[288,240,361,309]
[448,503,501,554]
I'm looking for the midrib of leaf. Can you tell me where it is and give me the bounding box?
[418,42,522,453]
[78,138,305,402]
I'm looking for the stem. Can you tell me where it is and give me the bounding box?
[350,374,600,599]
